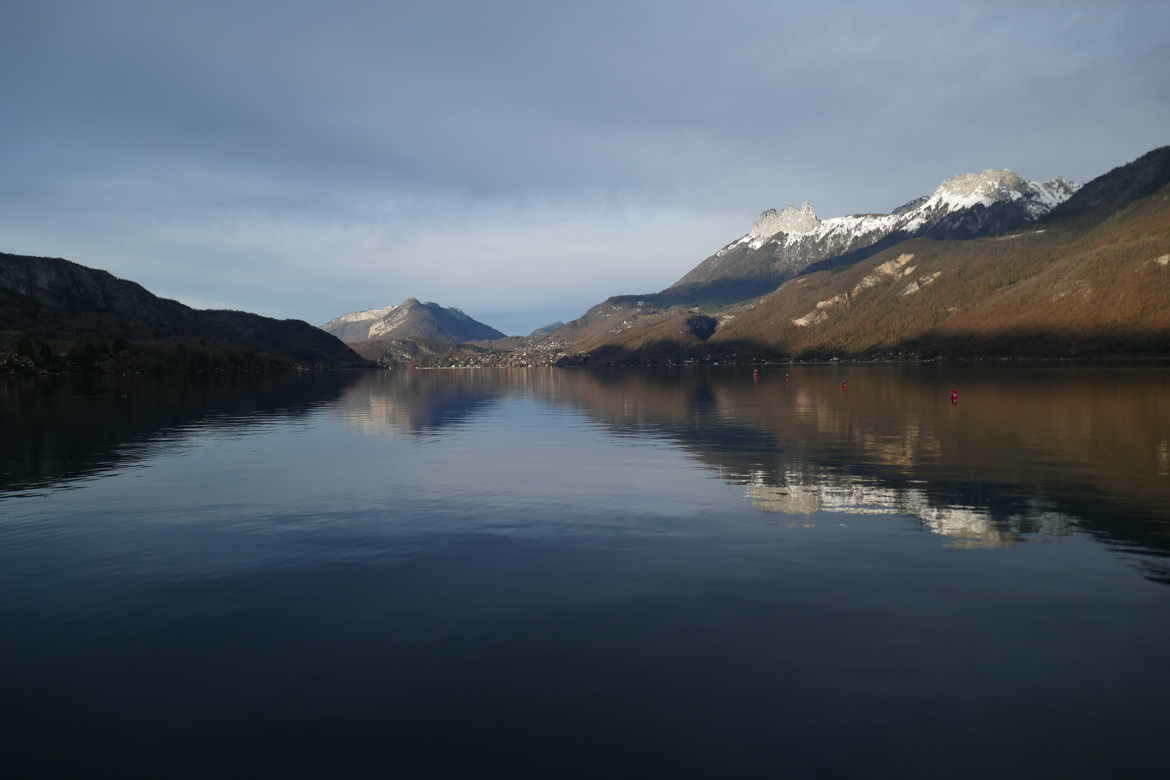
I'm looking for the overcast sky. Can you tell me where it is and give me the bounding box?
[2,1,1168,334]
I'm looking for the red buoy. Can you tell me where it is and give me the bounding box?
[950,389,959,405]
[841,381,848,392]
[753,368,760,383]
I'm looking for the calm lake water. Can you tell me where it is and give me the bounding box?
[2,366,1169,778]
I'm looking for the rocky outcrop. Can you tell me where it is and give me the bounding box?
[750,202,820,239]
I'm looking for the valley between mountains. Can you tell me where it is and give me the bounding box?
[2,145,1168,375]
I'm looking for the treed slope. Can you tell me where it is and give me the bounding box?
[322,298,506,343]
[1045,145,1170,223]
[0,252,365,367]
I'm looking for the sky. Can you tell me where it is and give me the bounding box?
[2,1,1168,335]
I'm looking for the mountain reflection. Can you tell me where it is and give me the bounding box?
[4,366,1168,581]
[0,373,355,494]
[341,366,1169,571]
[745,471,1073,549]
[338,369,509,434]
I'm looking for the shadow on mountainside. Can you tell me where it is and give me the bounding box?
[902,327,1170,359]
[570,327,1170,365]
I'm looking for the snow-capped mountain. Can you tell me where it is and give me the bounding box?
[322,304,402,342]
[666,169,1078,305]
[321,298,506,344]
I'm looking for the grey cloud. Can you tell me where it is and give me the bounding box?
[2,0,1168,334]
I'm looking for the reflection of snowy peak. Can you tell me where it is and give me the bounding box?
[669,168,1078,302]
[746,469,1072,549]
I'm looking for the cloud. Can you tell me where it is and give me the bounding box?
[2,0,1168,333]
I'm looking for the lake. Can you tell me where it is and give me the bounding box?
[2,365,1169,778]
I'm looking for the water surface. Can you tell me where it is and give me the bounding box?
[2,366,1169,777]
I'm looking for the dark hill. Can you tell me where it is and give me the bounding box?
[1045,145,1170,223]
[0,252,366,371]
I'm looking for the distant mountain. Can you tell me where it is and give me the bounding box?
[557,146,1170,362]
[322,298,506,343]
[528,321,565,338]
[0,252,365,370]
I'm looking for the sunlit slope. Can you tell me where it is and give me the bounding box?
[711,182,1170,356]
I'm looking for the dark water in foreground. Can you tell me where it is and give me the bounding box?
[2,366,1169,778]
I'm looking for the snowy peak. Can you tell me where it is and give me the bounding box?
[321,298,506,344]
[751,201,819,239]
[920,169,1080,217]
[675,164,1079,301]
[744,169,1081,245]
[327,304,399,325]
[740,169,1078,248]
[925,169,1027,210]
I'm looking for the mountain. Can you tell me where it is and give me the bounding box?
[557,146,1170,363]
[588,169,1078,314]
[0,252,366,371]
[538,166,1080,353]
[322,298,506,344]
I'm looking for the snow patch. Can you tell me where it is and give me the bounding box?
[716,234,753,256]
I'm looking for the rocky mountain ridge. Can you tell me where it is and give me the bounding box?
[664,169,1078,306]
